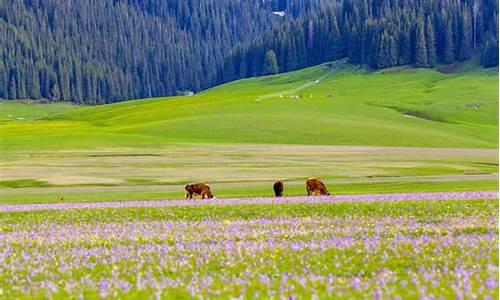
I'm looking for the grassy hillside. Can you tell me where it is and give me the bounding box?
[1,63,498,150]
[0,62,498,204]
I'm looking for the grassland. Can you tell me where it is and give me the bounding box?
[0,62,498,204]
[0,145,497,204]
[0,63,498,299]
[0,198,497,299]
[1,63,498,150]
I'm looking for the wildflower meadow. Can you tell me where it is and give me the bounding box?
[0,192,498,299]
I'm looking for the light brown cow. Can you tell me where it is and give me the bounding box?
[185,183,214,199]
[305,178,330,196]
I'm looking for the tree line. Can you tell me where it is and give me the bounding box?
[1,0,498,104]
[220,0,498,82]
[1,0,320,103]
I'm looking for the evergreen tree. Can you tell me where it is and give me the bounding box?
[389,36,398,67]
[472,0,480,49]
[443,19,455,64]
[459,10,473,61]
[51,83,60,101]
[426,17,437,67]
[16,69,27,99]
[376,32,397,69]
[294,25,307,69]
[263,50,279,75]
[348,25,362,64]
[286,36,300,70]
[0,62,7,99]
[222,57,236,82]
[398,27,412,65]
[415,20,428,67]
[328,12,342,60]
[452,12,461,60]
[60,64,71,100]
[27,65,41,99]
[362,20,377,68]
[481,34,499,67]
[8,77,17,100]
[73,64,83,102]
[239,55,248,78]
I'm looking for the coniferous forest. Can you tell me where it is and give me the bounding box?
[1,0,498,104]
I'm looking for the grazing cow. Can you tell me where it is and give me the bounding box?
[305,178,330,196]
[185,183,214,199]
[273,181,284,197]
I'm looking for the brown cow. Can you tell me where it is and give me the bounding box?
[185,183,214,199]
[305,178,330,196]
[273,181,284,197]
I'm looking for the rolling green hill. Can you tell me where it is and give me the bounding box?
[1,62,498,150]
[0,62,498,204]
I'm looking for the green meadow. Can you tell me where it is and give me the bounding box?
[1,199,497,299]
[0,62,498,203]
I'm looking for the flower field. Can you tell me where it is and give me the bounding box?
[0,194,498,299]
[0,191,496,212]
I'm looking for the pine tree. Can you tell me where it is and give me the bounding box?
[443,19,455,64]
[16,70,27,99]
[376,31,397,69]
[0,62,6,98]
[362,20,377,68]
[426,17,437,67]
[238,55,248,78]
[8,76,17,100]
[286,36,300,71]
[376,33,388,69]
[389,35,398,67]
[27,65,41,99]
[329,12,342,59]
[481,34,499,67]
[348,25,362,64]
[222,57,235,82]
[415,20,428,67]
[51,83,60,101]
[473,0,480,49]
[398,27,412,65]
[263,50,279,75]
[73,63,83,102]
[459,10,473,61]
[294,25,307,69]
[452,12,461,60]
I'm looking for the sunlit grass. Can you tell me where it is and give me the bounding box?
[0,198,497,299]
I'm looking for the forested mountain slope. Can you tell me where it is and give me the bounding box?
[1,0,322,103]
[0,0,498,104]
[222,0,499,81]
